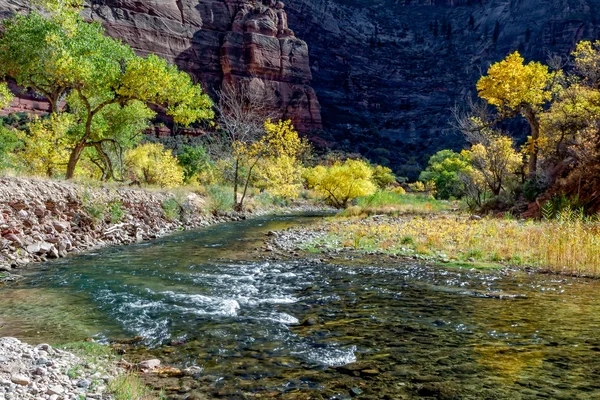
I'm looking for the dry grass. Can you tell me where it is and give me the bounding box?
[317,214,600,276]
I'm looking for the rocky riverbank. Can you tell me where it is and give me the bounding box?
[0,177,326,277]
[0,338,115,400]
[0,177,235,274]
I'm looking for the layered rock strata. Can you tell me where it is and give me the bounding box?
[0,0,322,132]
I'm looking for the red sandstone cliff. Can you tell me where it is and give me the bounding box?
[0,0,322,132]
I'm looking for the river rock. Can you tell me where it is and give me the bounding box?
[139,359,161,370]
[11,374,30,386]
[47,385,64,395]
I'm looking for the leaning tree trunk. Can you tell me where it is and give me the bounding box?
[65,141,86,180]
[66,111,94,180]
[233,159,239,210]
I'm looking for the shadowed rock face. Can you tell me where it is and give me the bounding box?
[280,0,600,174]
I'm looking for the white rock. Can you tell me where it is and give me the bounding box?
[47,385,64,395]
[138,359,160,369]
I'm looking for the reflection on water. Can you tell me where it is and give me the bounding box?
[2,214,600,398]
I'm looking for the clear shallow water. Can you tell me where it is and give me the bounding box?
[3,215,600,399]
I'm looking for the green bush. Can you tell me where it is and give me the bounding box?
[108,200,125,224]
[81,188,106,224]
[161,197,181,221]
[177,144,213,183]
[419,150,471,200]
[206,185,234,214]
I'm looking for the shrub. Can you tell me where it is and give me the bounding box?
[177,144,213,184]
[0,123,21,170]
[108,374,153,400]
[108,200,125,224]
[390,186,406,195]
[304,159,377,208]
[161,197,181,221]
[371,164,396,189]
[126,143,184,188]
[419,150,471,200]
[81,188,106,224]
[205,185,234,214]
[255,191,289,207]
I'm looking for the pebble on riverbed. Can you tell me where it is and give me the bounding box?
[0,337,114,400]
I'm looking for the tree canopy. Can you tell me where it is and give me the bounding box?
[0,7,214,179]
[477,52,555,176]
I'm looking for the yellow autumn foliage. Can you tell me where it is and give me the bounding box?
[304,159,377,208]
[16,114,72,177]
[125,143,184,188]
[236,119,310,199]
[476,52,553,114]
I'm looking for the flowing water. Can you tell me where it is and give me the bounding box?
[2,214,600,399]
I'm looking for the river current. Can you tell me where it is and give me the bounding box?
[2,214,600,399]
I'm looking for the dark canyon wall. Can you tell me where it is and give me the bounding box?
[1,0,600,177]
[281,0,600,176]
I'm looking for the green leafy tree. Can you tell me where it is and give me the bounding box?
[0,8,214,180]
[419,150,471,199]
[178,145,213,183]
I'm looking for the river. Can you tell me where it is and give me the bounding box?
[1,214,600,399]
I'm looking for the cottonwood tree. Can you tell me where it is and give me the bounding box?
[212,80,277,209]
[0,7,214,180]
[237,119,310,203]
[462,127,522,197]
[304,159,377,208]
[477,52,556,176]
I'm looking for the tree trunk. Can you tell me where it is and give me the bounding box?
[65,141,86,180]
[233,159,239,210]
[236,163,255,212]
[66,110,93,180]
[524,108,540,177]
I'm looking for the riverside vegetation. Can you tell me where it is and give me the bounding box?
[3,1,600,399]
[277,191,600,276]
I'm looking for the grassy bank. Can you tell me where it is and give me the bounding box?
[58,342,160,400]
[301,192,600,276]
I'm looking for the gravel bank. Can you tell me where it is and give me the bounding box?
[0,338,116,400]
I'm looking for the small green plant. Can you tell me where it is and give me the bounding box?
[466,249,483,259]
[108,200,125,224]
[400,235,414,245]
[162,198,181,221]
[255,191,289,208]
[205,185,234,214]
[108,374,153,400]
[57,342,114,359]
[66,365,84,379]
[81,188,106,224]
